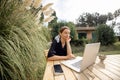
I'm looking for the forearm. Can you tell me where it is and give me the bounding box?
[66,42,72,55]
[47,55,68,61]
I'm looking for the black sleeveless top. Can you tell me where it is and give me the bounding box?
[47,39,67,58]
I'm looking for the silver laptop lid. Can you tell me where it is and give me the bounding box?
[80,42,100,71]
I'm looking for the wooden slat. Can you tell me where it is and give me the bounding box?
[107,55,120,58]
[105,58,120,68]
[54,75,65,80]
[95,56,120,79]
[93,63,120,80]
[107,55,120,61]
[106,55,120,60]
[61,64,76,80]
[106,57,120,64]
[88,65,112,80]
[103,63,120,77]
[54,61,65,80]
[43,61,54,80]
[96,57,120,77]
[83,69,100,80]
[97,55,120,69]
[72,71,88,80]
[102,60,120,72]
[98,61,120,77]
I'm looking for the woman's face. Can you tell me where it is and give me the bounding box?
[60,29,70,40]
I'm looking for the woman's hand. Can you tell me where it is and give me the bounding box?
[66,36,71,43]
[67,54,75,59]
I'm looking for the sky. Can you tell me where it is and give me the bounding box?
[42,0,120,23]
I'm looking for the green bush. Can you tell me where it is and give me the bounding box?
[0,0,49,80]
[95,24,116,45]
[71,38,88,46]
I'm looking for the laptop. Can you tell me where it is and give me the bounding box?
[61,42,100,72]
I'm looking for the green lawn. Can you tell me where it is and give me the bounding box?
[72,42,120,56]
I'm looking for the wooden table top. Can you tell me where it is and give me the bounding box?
[43,55,120,80]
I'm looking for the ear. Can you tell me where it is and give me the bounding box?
[59,32,62,36]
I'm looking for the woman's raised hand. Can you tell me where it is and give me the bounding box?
[66,36,71,43]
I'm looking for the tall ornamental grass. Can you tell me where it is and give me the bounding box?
[0,0,50,80]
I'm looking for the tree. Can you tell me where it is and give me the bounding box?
[67,22,78,40]
[113,8,120,26]
[76,12,108,27]
[107,12,114,20]
[95,24,116,45]
[97,15,108,24]
[113,9,120,18]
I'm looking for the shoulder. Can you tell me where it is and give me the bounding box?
[54,35,60,43]
[52,35,60,43]
[51,39,58,46]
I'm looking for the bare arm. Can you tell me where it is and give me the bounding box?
[47,55,69,61]
[66,38,75,58]
[66,41,72,55]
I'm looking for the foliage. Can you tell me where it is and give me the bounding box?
[48,11,58,28]
[71,38,88,46]
[107,12,114,20]
[67,22,78,40]
[76,12,108,27]
[50,21,78,41]
[0,0,50,80]
[72,42,120,56]
[113,8,120,18]
[76,8,120,27]
[94,24,116,45]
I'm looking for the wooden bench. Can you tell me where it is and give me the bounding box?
[43,55,120,80]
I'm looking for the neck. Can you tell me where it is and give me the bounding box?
[61,38,65,44]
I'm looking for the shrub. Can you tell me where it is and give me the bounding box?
[71,38,88,46]
[95,24,116,45]
[0,0,49,80]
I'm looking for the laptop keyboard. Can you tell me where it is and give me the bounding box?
[71,60,82,69]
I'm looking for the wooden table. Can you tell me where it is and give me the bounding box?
[43,55,120,80]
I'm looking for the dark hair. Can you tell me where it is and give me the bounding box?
[59,26,70,33]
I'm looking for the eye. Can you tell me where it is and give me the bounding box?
[64,32,69,34]
[63,29,70,34]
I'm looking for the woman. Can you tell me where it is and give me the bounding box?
[47,26,75,61]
